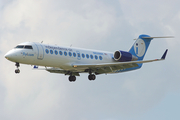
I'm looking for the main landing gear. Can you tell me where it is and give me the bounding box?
[88,74,96,80]
[69,75,76,82]
[15,62,20,74]
[68,74,96,82]
[88,70,96,81]
[67,70,97,82]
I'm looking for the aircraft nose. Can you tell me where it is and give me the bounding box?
[4,50,17,61]
[4,54,8,59]
[5,52,12,60]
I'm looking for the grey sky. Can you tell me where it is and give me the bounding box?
[0,0,180,120]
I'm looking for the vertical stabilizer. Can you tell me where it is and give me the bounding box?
[129,34,153,61]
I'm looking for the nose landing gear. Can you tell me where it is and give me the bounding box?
[15,62,20,74]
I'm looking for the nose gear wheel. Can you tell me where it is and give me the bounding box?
[15,62,20,74]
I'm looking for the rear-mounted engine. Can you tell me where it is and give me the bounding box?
[114,50,138,62]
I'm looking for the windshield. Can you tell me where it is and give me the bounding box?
[15,45,24,48]
[24,45,33,49]
[15,45,33,49]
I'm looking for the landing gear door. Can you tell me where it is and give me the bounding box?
[35,43,44,60]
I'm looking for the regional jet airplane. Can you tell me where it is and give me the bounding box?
[5,34,171,82]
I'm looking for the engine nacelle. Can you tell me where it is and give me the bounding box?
[114,50,138,62]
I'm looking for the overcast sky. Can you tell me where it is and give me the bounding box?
[0,0,180,120]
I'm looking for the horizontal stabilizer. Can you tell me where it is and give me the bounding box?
[142,36,174,39]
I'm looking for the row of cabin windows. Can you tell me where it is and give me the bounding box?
[45,49,103,60]
[15,45,33,49]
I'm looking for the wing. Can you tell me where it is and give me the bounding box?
[34,49,167,76]
[33,67,80,76]
[73,62,139,74]
[72,49,168,74]
[46,67,80,76]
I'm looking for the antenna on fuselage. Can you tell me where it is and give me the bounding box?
[70,44,72,47]
[41,41,43,43]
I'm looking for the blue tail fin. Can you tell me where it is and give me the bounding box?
[129,34,153,60]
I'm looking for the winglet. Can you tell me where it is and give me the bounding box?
[161,49,168,59]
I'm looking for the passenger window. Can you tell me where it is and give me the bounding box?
[45,49,49,54]
[50,50,53,54]
[24,45,33,49]
[99,56,103,60]
[64,51,67,56]
[15,45,24,48]
[90,55,93,59]
[55,50,58,55]
[82,53,85,58]
[86,54,89,59]
[95,55,98,60]
[69,52,72,57]
[73,52,76,57]
[59,51,63,55]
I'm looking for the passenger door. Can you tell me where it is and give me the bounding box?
[35,43,44,60]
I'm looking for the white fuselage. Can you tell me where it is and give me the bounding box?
[5,42,115,72]
[4,34,168,81]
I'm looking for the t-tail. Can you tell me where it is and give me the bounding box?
[129,34,153,61]
[129,34,173,60]
[128,34,173,67]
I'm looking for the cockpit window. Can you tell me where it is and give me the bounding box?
[24,45,33,49]
[15,45,33,49]
[15,45,24,48]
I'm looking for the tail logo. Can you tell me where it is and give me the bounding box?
[134,39,146,57]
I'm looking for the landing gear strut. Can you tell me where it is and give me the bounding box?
[69,75,76,82]
[15,62,20,74]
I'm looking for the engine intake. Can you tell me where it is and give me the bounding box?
[114,50,138,62]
